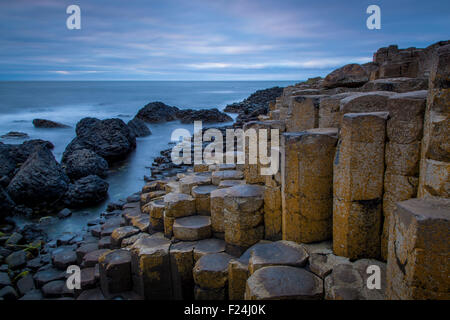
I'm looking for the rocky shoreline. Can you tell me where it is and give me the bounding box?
[0,40,449,300]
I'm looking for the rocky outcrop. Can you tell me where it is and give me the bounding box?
[322,64,369,89]
[7,146,70,209]
[1,131,29,139]
[176,108,232,123]
[127,118,152,137]
[63,175,109,208]
[62,149,109,181]
[63,118,136,164]
[135,101,232,124]
[32,119,70,128]
[0,185,15,219]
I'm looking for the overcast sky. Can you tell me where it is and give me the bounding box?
[0,0,449,80]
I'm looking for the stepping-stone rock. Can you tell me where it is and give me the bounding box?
[211,170,244,185]
[194,238,226,261]
[163,212,175,238]
[129,237,172,299]
[76,288,105,300]
[142,199,164,219]
[324,263,364,300]
[90,225,102,237]
[52,248,77,270]
[34,268,65,288]
[19,289,43,300]
[17,274,36,296]
[130,214,150,232]
[193,253,233,290]
[170,241,196,300]
[164,192,196,218]
[309,253,350,279]
[123,206,142,224]
[165,181,181,193]
[248,240,309,274]
[98,236,112,249]
[223,185,265,254]
[80,267,97,290]
[99,249,132,297]
[6,250,27,270]
[0,286,18,300]
[82,249,111,268]
[218,180,245,189]
[246,266,323,300]
[121,233,149,248]
[192,184,218,215]
[140,190,166,206]
[41,280,73,298]
[179,174,211,194]
[0,272,11,288]
[76,243,99,264]
[173,216,212,241]
[228,241,273,300]
[111,226,139,248]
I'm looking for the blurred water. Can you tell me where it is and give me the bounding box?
[0,81,295,236]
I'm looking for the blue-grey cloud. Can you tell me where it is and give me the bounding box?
[0,0,449,80]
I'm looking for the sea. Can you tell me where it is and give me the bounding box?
[0,81,296,237]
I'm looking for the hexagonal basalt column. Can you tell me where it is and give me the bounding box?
[333,112,388,260]
[281,128,338,244]
[99,249,132,297]
[191,184,218,215]
[223,185,265,256]
[387,198,450,300]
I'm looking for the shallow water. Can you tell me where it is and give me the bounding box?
[0,81,295,237]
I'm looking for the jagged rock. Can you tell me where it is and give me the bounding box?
[193,253,233,290]
[127,117,151,137]
[323,64,369,89]
[99,249,132,296]
[318,92,355,128]
[130,215,150,232]
[63,118,136,163]
[7,146,69,209]
[111,226,139,248]
[136,101,179,123]
[62,149,108,180]
[173,216,212,241]
[0,185,15,219]
[308,253,350,278]
[5,232,23,246]
[64,175,109,208]
[245,266,323,300]
[248,241,309,274]
[32,119,70,128]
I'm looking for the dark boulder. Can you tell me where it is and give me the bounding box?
[62,148,108,180]
[176,108,232,123]
[224,87,284,114]
[0,186,15,219]
[64,175,109,208]
[135,101,179,123]
[7,147,69,208]
[63,118,136,164]
[32,119,70,129]
[127,118,152,137]
[0,140,54,179]
[1,131,29,139]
